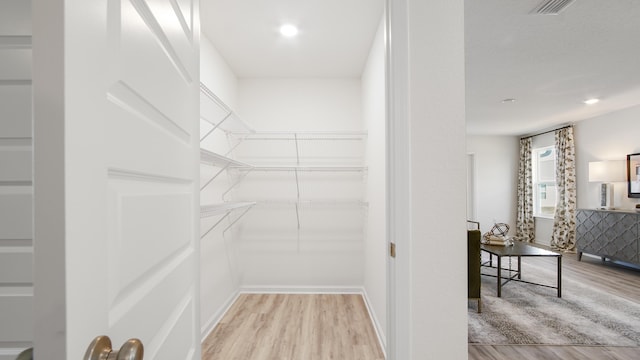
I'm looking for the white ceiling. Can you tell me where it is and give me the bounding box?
[201,0,384,78]
[466,0,640,135]
[201,0,640,136]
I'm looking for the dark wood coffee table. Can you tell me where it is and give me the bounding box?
[480,241,562,297]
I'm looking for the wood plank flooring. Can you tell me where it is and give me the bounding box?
[470,344,640,360]
[469,250,640,360]
[202,251,639,360]
[202,293,384,360]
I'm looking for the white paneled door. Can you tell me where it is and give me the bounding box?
[33,0,200,359]
[0,1,34,359]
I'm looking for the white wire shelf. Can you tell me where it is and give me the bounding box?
[200,201,256,218]
[200,82,254,137]
[200,202,256,239]
[200,148,252,168]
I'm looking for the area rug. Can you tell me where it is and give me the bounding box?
[468,258,640,345]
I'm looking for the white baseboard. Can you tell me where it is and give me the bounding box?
[200,290,241,341]
[361,287,387,357]
[239,285,363,294]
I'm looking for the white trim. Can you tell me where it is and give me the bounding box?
[386,0,411,358]
[239,285,363,294]
[0,349,23,356]
[200,290,241,341]
[362,287,387,358]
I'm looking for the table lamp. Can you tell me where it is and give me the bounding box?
[588,160,625,209]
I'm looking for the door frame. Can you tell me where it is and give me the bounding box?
[385,0,411,358]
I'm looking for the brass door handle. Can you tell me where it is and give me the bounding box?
[84,336,144,360]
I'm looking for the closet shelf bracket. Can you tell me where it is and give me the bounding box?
[222,205,254,234]
[200,112,232,143]
[200,202,256,239]
[222,168,254,201]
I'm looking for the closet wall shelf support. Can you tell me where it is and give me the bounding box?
[224,137,247,157]
[221,169,254,201]
[200,202,256,239]
[201,164,230,191]
[222,205,254,234]
[200,82,254,135]
[200,149,253,191]
[201,212,231,239]
[200,202,256,218]
[200,149,252,169]
[200,112,232,142]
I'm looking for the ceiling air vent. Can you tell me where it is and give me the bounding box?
[531,0,575,15]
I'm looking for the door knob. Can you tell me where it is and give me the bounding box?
[84,335,143,360]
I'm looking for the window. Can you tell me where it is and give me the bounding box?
[533,146,556,217]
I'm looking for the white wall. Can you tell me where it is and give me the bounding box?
[531,106,640,246]
[362,17,387,349]
[575,104,640,211]
[201,37,238,110]
[466,135,519,234]
[237,78,362,131]
[199,36,242,338]
[234,78,365,289]
[0,1,33,358]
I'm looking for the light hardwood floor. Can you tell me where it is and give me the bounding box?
[202,253,639,360]
[469,251,640,360]
[202,293,384,360]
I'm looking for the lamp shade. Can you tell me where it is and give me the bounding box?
[588,160,626,182]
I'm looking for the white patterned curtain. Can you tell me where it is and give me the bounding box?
[551,126,577,252]
[516,137,535,242]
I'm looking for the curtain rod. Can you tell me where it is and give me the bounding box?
[520,124,573,140]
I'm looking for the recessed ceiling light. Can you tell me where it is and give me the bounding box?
[280,24,298,38]
[584,98,600,105]
[501,98,516,103]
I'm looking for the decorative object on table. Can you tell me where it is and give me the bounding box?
[588,160,625,209]
[481,223,513,246]
[627,153,640,198]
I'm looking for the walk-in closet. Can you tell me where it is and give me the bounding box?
[198,0,388,355]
